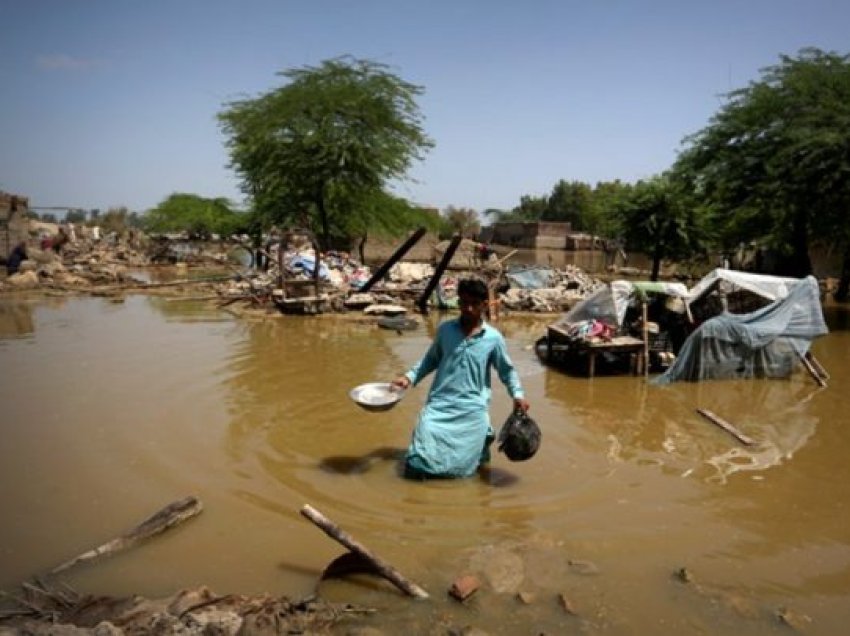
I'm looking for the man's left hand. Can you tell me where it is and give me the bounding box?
[513,397,530,413]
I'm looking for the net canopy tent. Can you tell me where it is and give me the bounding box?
[654,275,828,384]
[554,280,689,332]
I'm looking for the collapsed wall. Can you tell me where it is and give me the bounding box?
[0,191,30,260]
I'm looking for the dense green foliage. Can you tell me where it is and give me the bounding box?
[144,193,246,239]
[615,176,706,280]
[486,48,849,286]
[488,180,634,237]
[673,48,850,278]
[442,206,481,238]
[132,46,847,291]
[218,57,433,249]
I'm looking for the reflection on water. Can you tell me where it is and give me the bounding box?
[0,297,849,635]
[0,300,36,339]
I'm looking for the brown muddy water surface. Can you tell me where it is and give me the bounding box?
[1,295,849,635]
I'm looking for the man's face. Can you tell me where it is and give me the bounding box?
[458,292,486,325]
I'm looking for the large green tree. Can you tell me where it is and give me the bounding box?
[218,57,433,249]
[588,180,634,240]
[617,176,705,280]
[339,189,441,262]
[543,180,593,229]
[675,48,850,280]
[144,193,245,239]
[442,205,481,238]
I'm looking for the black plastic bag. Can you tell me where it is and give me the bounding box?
[497,408,541,462]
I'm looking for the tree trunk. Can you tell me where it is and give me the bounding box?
[650,242,662,281]
[253,231,265,271]
[787,211,812,277]
[317,192,330,251]
[835,246,850,302]
[358,234,367,265]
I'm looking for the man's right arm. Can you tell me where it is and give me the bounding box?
[392,326,443,390]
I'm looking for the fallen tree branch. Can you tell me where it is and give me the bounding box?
[299,504,429,599]
[52,496,203,574]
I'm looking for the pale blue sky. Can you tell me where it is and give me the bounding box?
[1,0,847,215]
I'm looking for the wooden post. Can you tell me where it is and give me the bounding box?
[496,248,518,267]
[359,227,428,293]
[417,234,462,315]
[300,504,429,599]
[805,352,830,381]
[796,350,827,388]
[486,284,500,322]
[696,409,755,446]
[642,301,649,378]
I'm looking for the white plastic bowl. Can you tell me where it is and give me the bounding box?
[349,382,404,412]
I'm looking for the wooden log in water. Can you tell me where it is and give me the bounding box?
[299,504,429,599]
[696,409,755,446]
[51,496,203,574]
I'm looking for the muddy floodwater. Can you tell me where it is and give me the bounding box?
[1,295,849,635]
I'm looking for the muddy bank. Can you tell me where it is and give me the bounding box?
[0,583,375,635]
[0,541,813,635]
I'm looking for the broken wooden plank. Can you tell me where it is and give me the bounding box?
[797,350,827,387]
[52,496,203,574]
[805,352,830,381]
[696,409,755,446]
[299,504,428,599]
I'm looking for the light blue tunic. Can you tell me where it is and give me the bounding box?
[404,319,525,478]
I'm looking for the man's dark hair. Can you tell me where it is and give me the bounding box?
[458,278,488,302]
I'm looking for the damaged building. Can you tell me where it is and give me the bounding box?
[0,191,30,260]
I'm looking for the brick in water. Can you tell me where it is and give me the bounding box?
[448,575,480,601]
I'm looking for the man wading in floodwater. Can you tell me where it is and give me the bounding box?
[392,278,530,479]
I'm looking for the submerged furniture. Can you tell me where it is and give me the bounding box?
[541,280,689,377]
[546,323,645,378]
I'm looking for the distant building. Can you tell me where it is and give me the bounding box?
[0,191,30,260]
[484,221,571,249]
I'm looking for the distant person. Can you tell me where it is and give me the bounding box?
[476,242,494,265]
[6,242,28,275]
[52,226,69,254]
[391,278,530,479]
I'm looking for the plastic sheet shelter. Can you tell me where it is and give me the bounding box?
[654,275,827,384]
[687,268,805,323]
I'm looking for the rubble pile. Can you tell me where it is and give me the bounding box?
[0,583,369,635]
[499,265,604,313]
[2,224,605,315]
[3,243,148,291]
